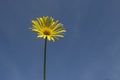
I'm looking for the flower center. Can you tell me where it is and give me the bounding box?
[43,29,51,35]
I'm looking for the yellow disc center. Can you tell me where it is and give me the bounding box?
[43,28,51,35]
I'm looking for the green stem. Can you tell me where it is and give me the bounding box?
[43,37,47,80]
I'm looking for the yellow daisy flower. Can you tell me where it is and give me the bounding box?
[31,16,66,42]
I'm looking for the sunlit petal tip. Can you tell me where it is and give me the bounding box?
[63,30,66,32]
[37,36,40,38]
[32,20,35,22]
[29,27,32,29]
[52,39,55,42]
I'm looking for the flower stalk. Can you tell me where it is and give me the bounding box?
[43,37,47,80]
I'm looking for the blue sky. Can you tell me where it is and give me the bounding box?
[0,0,120,80]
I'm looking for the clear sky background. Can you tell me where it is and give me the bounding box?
[0,0,120,80]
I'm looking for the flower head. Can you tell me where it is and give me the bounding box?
[31,16,66,42]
